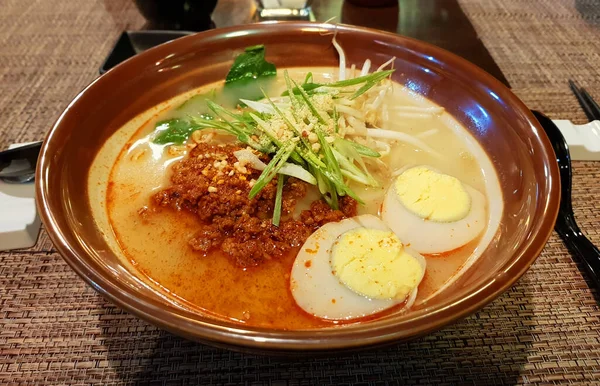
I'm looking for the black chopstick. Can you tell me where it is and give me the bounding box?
[581,87,600,120]
[568,79,600,122]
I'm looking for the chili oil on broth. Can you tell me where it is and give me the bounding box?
[93,81,334,329]
[88,67,502,329]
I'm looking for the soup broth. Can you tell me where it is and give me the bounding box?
[89,67,502,329]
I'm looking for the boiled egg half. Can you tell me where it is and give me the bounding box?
[290,214,426,320]
[381,166,487,254]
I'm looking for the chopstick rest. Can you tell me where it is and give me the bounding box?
[0,143,41,251]
[552,119,600,161]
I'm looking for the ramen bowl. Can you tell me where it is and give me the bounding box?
[36,22,559,353]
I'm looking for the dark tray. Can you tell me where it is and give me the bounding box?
[99,30,194,74]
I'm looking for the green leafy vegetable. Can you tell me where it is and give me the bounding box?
[153,118,201,145]
[225,45,277,85]
[153,42,395,222]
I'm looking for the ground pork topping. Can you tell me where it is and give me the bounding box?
[150,142,357,267]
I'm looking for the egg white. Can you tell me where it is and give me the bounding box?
[381,168,487,254]
[290,214,426,320]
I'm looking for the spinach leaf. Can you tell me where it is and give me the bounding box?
[225,45,276,85]
[153,118,200,145]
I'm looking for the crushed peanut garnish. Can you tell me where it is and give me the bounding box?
[168,145,187,156]
[234,161,248,174]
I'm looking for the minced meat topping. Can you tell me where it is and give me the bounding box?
[151,142,357,267]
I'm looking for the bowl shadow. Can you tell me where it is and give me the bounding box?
[99,281,534,385]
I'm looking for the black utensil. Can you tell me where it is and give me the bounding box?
[0,141,42,184]
[568,80,600,122]
[532,110,600,290]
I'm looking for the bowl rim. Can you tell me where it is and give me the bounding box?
[36,21,560,351]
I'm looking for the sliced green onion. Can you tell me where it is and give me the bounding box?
[279,163,317,185]
[281,82,322,96]
[333,106,339,134]
[207,100,245,123]
[188,114,255,145]
[281,70,395,97]
[349,71,394,100]
[273,174,285,226]
[312,162,364,204]
[291,79,328,124]
[332,148,373,185]
[240,98,278,114]
[316,128,343,181]
[315,168,338,210]
[260,88,324,167]
[284,70,303,110]
[233,149,317,185]
[330,70,394,88]
[326,177,339,209]
[333,138,378,187]
[248,113,304,164]
[249,140,297,199]
[199,102,267,151]
[336,137,380,158]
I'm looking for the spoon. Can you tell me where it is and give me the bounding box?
[532,110,600,289]
[0,141,42,184]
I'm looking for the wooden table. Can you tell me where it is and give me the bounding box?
[1,0,599,384]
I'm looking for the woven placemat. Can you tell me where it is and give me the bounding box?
[1,0,600,384]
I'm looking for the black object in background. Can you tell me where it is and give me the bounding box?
[99,31,194,74]
[133,0,218,31]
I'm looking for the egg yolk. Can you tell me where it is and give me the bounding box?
[330,228,423,300]
[395,166,471,222]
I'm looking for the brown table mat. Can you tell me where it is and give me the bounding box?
[1,0,600,384]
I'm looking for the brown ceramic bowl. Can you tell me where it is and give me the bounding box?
[36,22,559,354]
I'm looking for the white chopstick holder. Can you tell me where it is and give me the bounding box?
[0,143,41,251]
[552,120,600,161]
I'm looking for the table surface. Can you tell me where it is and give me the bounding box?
[1,0,600,384]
